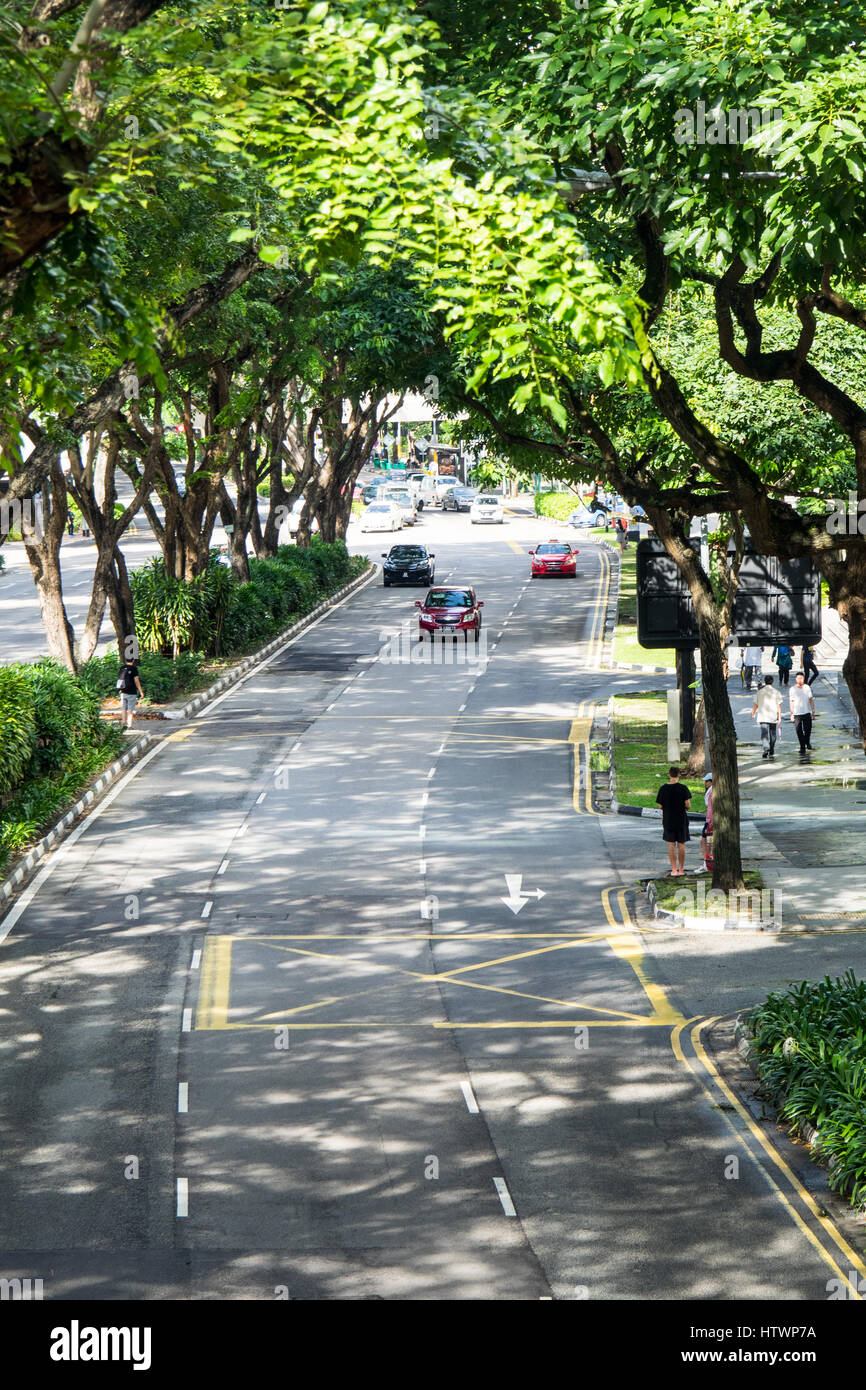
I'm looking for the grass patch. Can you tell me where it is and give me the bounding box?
[612,692,707,813]
[612,544,675,669]
[650,868,764,912]
[747,972,866,1210]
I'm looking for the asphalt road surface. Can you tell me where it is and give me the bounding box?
[0,512,860,1299]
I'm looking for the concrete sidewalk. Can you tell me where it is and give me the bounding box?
[601,642,866,928]
[729,660,866,922]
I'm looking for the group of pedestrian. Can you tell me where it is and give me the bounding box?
[750,672,817,756]
[737,644,819,690]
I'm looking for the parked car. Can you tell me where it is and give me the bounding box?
[529,540,579,577]
[568,504,608,528]
[382,544,436,586]
[470,495,504,524]
[442,486,477,513]
[361,482,385,506]
[360,502,403,533]
[415,586,484,641]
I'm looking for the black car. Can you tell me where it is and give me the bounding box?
[442,486,477,512]
[382,544,436,586]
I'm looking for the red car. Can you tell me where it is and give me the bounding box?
[529,540,578,577]
[415,586,484,641]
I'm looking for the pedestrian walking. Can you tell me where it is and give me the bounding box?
[801,643,819,686]
[116,657,144,730]
[617,515,629,552]
[789,672,816,753]
[771,643,793,686]
[699,772,713,868]
[751,675,782,759]
[742,644,763,691]
[655,766,692,876]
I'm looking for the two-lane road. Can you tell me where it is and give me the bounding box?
[0,514,862,1299]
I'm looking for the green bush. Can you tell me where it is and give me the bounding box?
[78,650,205,703]
[748,971,866,1208]
[534,490,580,521]
[26,660,101,777]
[0,666,38,794]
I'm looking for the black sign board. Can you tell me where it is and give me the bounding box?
[636,538,821,648]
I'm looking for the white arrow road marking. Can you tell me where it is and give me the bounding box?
[501,873,546,915]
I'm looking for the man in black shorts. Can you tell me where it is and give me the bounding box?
[655,766,692,876]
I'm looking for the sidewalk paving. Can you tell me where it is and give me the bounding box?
[601,650,866,929]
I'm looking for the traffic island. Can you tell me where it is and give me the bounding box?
[643,869,777,931]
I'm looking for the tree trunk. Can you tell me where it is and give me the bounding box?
[651,519,744,891]
[23,463,77,670]
[107,546,137,658]
[684,694,708,776]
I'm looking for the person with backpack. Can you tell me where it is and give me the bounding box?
[801,643,819,686]
[116,658,144,730]
[771,643,793,686]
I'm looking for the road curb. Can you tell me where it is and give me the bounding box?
[644,880,777,931]
[0,560,376,906]
[0,733,155,906]
[161,561,375,721]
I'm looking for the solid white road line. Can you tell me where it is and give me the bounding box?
[176,1178,189,1218]
[182,1009,193,1032]
[493,1176,517,1217]
[201,901,213,919]
[460,1080,480,1114]
[190,949,202,970]
[178,1082,189,1114]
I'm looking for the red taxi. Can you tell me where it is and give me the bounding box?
[529,540,578,577]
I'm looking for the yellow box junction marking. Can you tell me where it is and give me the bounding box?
[195,907,673,1030]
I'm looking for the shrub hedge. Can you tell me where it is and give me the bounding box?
[0,660,125,872]
[748,972,866,1209]
[534,490,580,522]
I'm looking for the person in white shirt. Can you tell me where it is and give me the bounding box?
[789,673,816,753]
[741,645,763,691]
[751,676,782,759]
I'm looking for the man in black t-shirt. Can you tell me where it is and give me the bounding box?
[117,659,144,730]
[655,766,692,876]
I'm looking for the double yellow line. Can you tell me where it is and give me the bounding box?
[568,701,600,815]
[584,545,611,670]
[603,888,866,1297]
